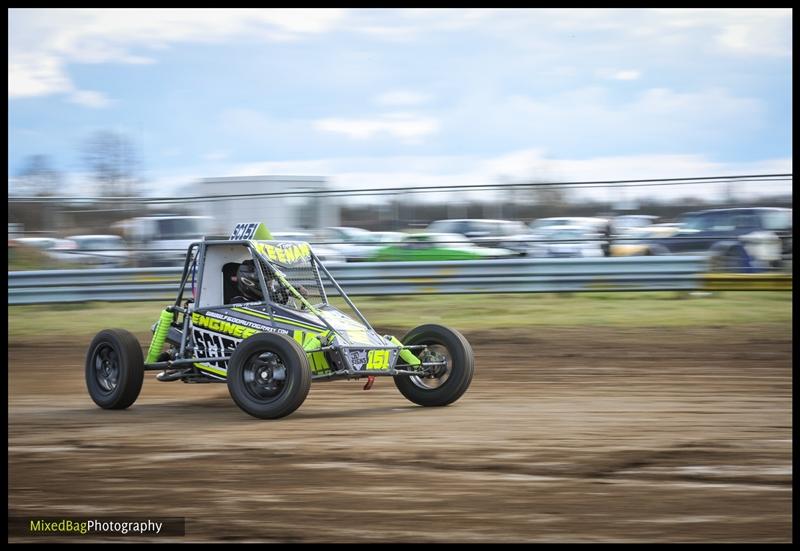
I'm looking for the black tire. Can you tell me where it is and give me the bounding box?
[394,324,474,407]
[227,333,311,419]
[647,244,669,256]
[711,246,749,273]
[85,329,145,410]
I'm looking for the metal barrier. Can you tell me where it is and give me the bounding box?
[6,257,735,305]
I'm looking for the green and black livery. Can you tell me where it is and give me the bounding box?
[86,223,474,419]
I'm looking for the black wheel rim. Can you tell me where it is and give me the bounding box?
[724,251,744,272]
[92,343,120,393]
[242,351,288,402]
[410,341,452,390]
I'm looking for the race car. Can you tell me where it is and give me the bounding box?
[85,222,474,419]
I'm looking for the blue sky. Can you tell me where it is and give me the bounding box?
[8,8,793,200]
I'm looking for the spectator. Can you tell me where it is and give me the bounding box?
[601,220,613,257]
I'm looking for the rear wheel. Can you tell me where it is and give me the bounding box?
[712,246,750,273]
[394,324,474,407]
[85,329,144,409]
[227,333,311,419]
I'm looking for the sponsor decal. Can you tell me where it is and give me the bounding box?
[254,241,312,265]
[350,350,368,371]
[348,348,394,371]
[191,311,288,338]
[192,327,236,371]
[190,311,291,374]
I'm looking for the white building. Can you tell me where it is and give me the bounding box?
[184,176,339,235]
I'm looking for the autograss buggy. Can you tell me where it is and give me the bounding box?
[86,223,474,419]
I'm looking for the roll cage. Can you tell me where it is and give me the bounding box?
[141,239,434,382]
[172,239,373,336]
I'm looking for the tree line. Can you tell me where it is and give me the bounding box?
[13,130,140,198]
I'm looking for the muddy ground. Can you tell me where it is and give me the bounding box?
[8,326,792,542]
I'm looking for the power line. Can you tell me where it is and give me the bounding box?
[7,173,792,204]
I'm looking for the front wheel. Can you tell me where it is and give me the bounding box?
[394,324,474,407]
[227,333,311,419]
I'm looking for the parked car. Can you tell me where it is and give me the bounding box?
[528,217,609,233]
[113,215,212,266]
[426,219,530,249]
[319,227,382,262]
[631,207,792,271]
[271,231,346,266]
[10,237,74,268]
[13,237,65,251]
[611,224,681,256]
[371,233,515,261]
[612,215,660,236]
[370,231,407,244]
[525,226,605,258]
[53,235,130,268]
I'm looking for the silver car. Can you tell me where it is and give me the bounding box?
[54,235,130,268]
[525,225,605,258]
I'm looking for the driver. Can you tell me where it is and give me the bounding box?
[230,259,308,305]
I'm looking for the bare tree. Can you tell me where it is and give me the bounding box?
[530,183,569,208]
[82,130,140,197]
[17,154,61,197]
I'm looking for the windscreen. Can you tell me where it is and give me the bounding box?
[253,241,326,310]
[434,233,471,245]
[78,237,123,250]
[254,240,371,331]
[550,229,585,240]
[340,227,378,243]
[761,210,792,231]
[678,214,707,231]
[155,218,205,239]
[530,218,567,230]
[428,220,463,234]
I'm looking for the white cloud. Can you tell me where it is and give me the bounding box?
[346,9,790,59]
[28,147,789,203]
[9,8,346,99]
[211,84,771,174]
[223,149,792,205]
[204,150,230,162]
[375,90,431,107]
[8,54,72,98]
[652,8,791,57]
[347,8,498,40]
[446,85,767,157]
[717,21,790,57]
[613,70,641,81]
[596,69,642,81]
[9,8,790,104]
[69,89,112,108]
[314,113,440,143]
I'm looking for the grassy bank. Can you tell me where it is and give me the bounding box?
[8,246,73,271]
[8,292,791,341]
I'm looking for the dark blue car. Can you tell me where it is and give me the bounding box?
[635,207,792,272]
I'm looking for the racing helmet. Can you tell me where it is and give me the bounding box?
[235,259,290,304]
[235,260,263,301]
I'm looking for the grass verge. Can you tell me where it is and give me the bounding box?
[8,291,791,341]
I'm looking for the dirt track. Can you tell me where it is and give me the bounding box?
[9,326,792,542]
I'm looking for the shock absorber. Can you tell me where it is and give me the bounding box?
[146,309,174,363]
